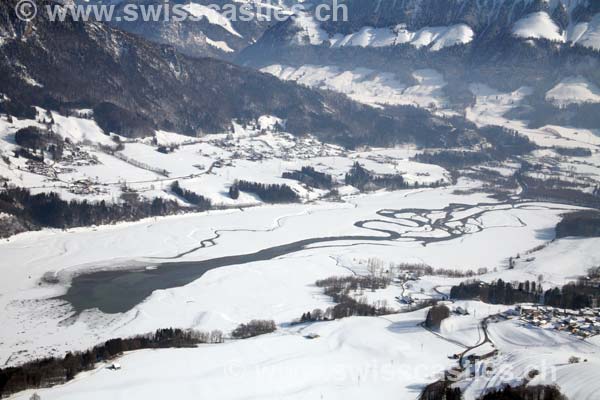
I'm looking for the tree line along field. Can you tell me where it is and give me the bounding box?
[0,318,278,397]
[450,277,600,310]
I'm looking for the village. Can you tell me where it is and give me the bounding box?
[515,304,600,338]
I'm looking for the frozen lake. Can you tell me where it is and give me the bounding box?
[60,198,557,314]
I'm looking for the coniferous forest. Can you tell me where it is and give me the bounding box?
[450,280,542,305]
[450,278,600,310]
[0,186,182,237]
[282,166,334,189]
[230,180,300,203]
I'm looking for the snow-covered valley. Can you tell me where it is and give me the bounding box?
[2,0,600,398]
[2,79,600,399]
[1,173,599,399]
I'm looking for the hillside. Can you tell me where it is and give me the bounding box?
[237,0,600,124]
[0,0,471,147]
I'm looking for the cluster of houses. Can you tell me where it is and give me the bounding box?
[61,145,100,167]
[21,159,60,180]
[67,178,110,196]
[211,131,344,163]
[516,305,600,338]
[20,142,99,181]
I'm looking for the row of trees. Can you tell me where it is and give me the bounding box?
[414,126,536,170]
[282,166,334,189]
[0,328,219,396]
[420,380,566,400]
[170,181,211,210]
[419,378,462,400]
[518,94,600,132]
[229,180,299,203]
[345,162,409,191]
[298,275,395,322]
[480,384,567,400]
[544,281,600,310]
[300,309,331,323]
[450,280,542,305]
[0,186,181,235]
[414,151,491,169]
[231,320,276,339]
[316,275,391,294]
[555,211,600,238]
[517,172,600,209]
[394,262,489,279]
[450,277,600,310]
[328,296,394,320]
[298,300,388,323]
[553,147,592,157]
[110,151,169,177]
[478,126,536,160]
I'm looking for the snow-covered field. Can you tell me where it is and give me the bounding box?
[9,311,461,400]
[9,292,600,400]
[262,65,449,111]
[0,181,585,368]
[1,90,600,399]
[0,111,449,206]
[466,83,600,151]
[482,236,600,287]
[546,76,600,107]
[461,318,600,400]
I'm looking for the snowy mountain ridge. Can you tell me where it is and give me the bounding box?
[512,10,600,49]
[292,13,475,51]
[286,0,599,50]
[65,0,600,59]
